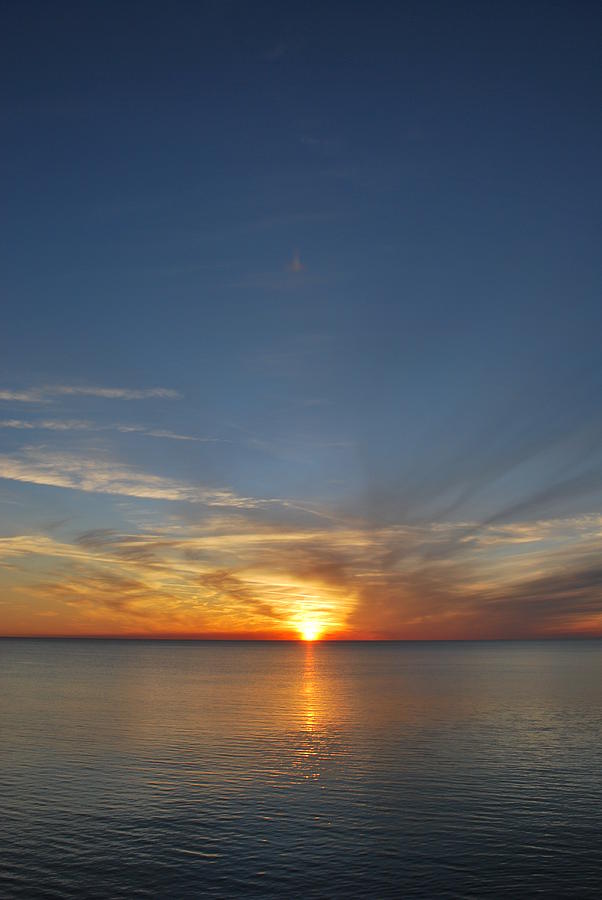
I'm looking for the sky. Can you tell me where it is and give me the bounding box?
[1,0,601,639]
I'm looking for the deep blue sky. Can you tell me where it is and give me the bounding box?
[1,1,601,637]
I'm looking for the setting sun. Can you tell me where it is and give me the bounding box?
[299,622,321,641]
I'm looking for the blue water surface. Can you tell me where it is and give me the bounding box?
[1,639,601,898]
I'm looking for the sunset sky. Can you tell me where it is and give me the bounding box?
[1,1,601,639]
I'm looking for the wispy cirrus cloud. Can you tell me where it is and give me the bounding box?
[0,447,271,508]
[51,385,179,400]
[0,384,179,402]
[0,419,218,443]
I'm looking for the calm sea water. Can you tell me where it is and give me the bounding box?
[1,639,602,898]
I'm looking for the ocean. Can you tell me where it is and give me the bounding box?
[1,639,601,897]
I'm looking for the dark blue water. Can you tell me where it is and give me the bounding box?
[1,639,601,898]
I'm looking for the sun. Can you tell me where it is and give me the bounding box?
[299,621,322,641]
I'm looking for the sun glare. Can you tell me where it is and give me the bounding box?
[299,622,321,641]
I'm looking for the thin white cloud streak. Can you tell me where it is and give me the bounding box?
[0,419,218,443]
[0,390,43,402]
[53,386,179,400]
[0,385,179,402]
[0,419,91,431]
[0,448,271,508]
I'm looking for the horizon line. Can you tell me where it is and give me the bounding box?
[2,635,601,642]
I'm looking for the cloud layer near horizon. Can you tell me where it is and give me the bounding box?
[1,377,602,639]
[2,507,602,638]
